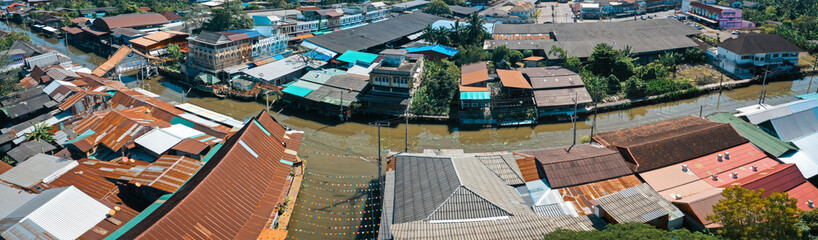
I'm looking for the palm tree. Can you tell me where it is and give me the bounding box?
[466,13,487,45]
[26,122,54,143]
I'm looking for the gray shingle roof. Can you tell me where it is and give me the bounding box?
[304,12,444,54]
[0,93,56,119]
[390,215,602,240]
[414,150,525,185]
[595,183,683,224]
[719,33,802,55]
[5,141,59,163]
[488,19,699,58]
[392,155,533,224]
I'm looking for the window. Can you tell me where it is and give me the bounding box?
[773,54,778,57]
[741,55,751,60]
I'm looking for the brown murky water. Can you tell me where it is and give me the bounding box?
[12,19,815,238]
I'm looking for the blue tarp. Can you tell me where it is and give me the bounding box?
[222,29,262,39]
[460,91,491,100]
[403,45,459,57]
[282,85,314,97]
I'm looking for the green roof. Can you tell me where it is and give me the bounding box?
[63,129,95,146]
[195,73,221,84]
[798,92,818,100]
[707,112,798,157]
[104,194,172,240]
[282,85,314,97]
[460,91,491,100]
[299,69,346,84]
[336,50,378,65]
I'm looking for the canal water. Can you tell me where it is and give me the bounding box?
[0,21,106,69]
[8,19,817,238]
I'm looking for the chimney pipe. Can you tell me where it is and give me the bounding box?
[681,164,689,172]
[732,172,738,179]
[675,194,683,200]
[724,152,731,160]
[752,165,758,171]
[717,154,724,162]
[711,174,718,180]
[809,200,815,209]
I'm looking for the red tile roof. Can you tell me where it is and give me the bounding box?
[728,163,805,196]
[594,115,748,172]
[704,157,779,188]
[160,11,182,21]
[786,182,818,211]
[118,111,300,239]
[674,188,724,228]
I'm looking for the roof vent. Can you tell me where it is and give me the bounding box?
[810,200,815,209]
[717,154,724,162]
[732,172,739,179]
[724,152,731,160]
[711,174,719,181]
[681,164,689,172]
[675,194,683,200]
[752,165,758,171]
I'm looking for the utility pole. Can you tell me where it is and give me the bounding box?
[369,121,390,186]
[404,110,409,153]
[808,58,817,93]
[566,92,578,153]
[591,90,599,140]
[758,66,768,105]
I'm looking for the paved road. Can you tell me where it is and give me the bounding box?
[537,2,574,23]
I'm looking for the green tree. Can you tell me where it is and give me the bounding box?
[442,0,463,5]
[0,32,32,51]
[465,13,488,46]
[564,56,582,72]
[543,222,718,239]
[26,122,55,143]
[508,49,524,66]
[606,74,620,94]
[522,49,533,58]
[798,209,818,240]
[454,44,489,65]
[684,48,705,64]
[491,45,511,68]
[203,1,253,32]
[245,3,262,10]
[657,52,680,74]
[548,45,567,61]
[587,43,634,80]
[423,0,451,16]
[624,76,646,98]
[166,43,184,64]
[0,156,14,166]
[409,60,459,115]
[708,186,801,240]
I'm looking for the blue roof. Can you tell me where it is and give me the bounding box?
[460,91,491,100]
[282,85,314,97]
[336,50,378,64]
[303,51,331,61]
[798,92,818,100]
[222,30,261,38]
[403,45,459,57]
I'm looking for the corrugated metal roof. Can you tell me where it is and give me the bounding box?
[129,155,203,193]
[520,144,633,188]
[497,69,532,89]
[117,111,296,240]
[135,125,204,156]
[0,154,78,188]
[731,163,804,196]
[769,108,818,142]
[595,183,682,224]
[706,113,797,157]
[738,99,818,124]
[70,106,172,152]
[175,103,243,128]
[556,175,643,216]
[0,184,36,220]
[0,186,110,240]
[786,182,818,211]
[390,215,601,240]
[460,91,491,100]
[336,50,378,64]
[673,188,724,227]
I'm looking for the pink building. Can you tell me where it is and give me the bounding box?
[687,2,754,29]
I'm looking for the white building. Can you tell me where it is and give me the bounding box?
[717,34,801,78]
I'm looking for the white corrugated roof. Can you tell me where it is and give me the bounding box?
[738,99,818,124]
[0,154,78,188]
[135,124,203,156]
[0,186,110,240]
[42,80,75,95]
[770,108,818,142]
[781,133,818,178]
[175,103,244,127]
[178,113,220,128]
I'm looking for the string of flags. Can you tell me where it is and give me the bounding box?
[291,219,380,230]
[297,212,381,221]
[298,199,379,208]
[304,178,380,187]
[291,228,379,237]
[299,148,377,159]
[303,184,377,192]
[306,171,377,179]
[298,205,381,215]
[300,192,381,202]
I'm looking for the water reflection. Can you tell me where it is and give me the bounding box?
[0,20,106,69]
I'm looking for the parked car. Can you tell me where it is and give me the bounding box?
[695,25,703,30]
[732,30,740,35]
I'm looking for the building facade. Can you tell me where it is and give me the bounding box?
[687,2,754,29]
[717,34,801,77]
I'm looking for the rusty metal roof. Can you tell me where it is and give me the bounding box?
[170,138,209,155]
[109,90,231,138]
[514,152,542,182]
[520,144,634,188]
[118,111,299,239]
[0,162,13,174]
[556,175,642,216]
[70,107,171,152]
[129,155,203,193]
[594,116,748,173]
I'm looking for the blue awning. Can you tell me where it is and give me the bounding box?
[460,91,491,100]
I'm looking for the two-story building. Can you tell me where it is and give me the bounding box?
[687,2,754,29]
[360,49,424,116]
[717,34,801,78]
[186,31,253,78]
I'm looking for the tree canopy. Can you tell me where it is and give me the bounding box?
[423,0,451,16]
[708,186,801,240]
[203,1,254,32]
[409,60,460,116]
